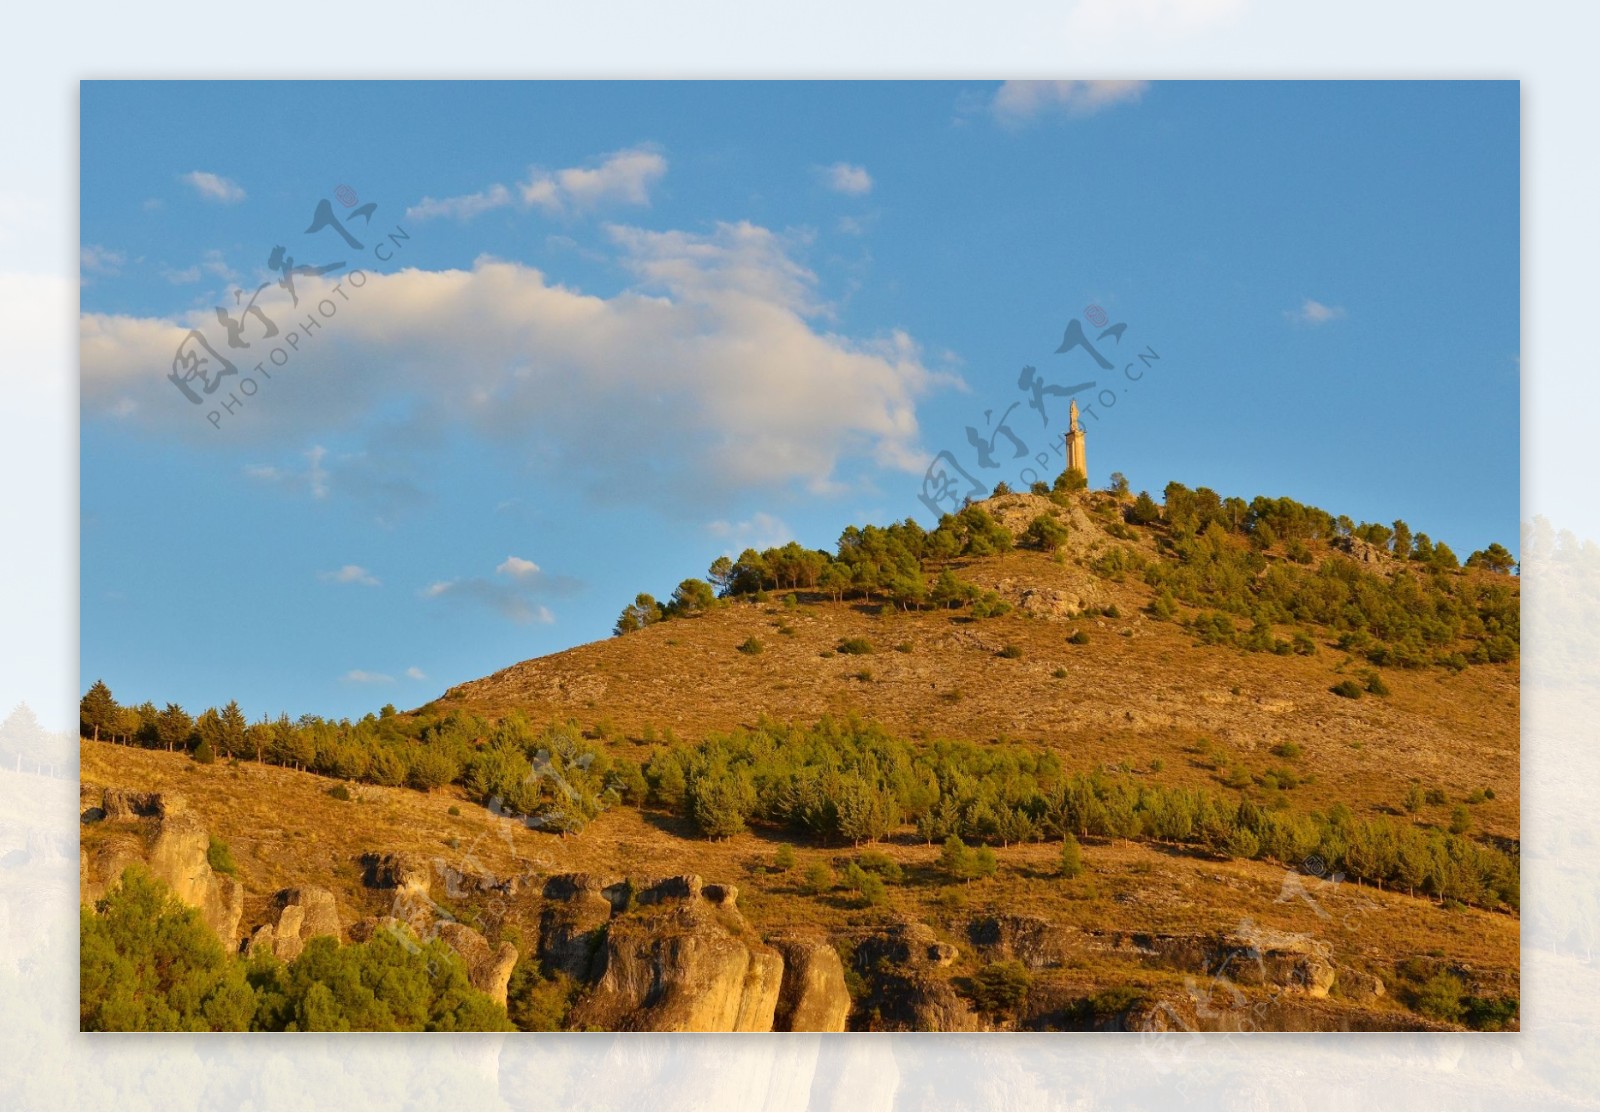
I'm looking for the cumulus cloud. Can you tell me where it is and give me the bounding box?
[319,564,379,587]
[405,145,666,222]
[991,81,1149,125]
[343,669,394,684]
[822,163,873,196]
[709,512,793,553]
[182,171,246,204]
[81,219,955,505]
[1286,298,1347,326]
[405,666,427,680]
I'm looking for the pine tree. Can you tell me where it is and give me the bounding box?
[1058,833,1083,879]
[80,680,118,743]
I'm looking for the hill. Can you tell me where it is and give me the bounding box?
[79,484,1520,1032]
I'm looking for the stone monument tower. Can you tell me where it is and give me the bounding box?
[1064,398,1087,483]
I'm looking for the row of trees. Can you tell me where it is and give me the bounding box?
[615,504,1034,633]
[80,682,627,836]
[640,717,1518,911]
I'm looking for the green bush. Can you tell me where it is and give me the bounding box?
[206,837,237,876]
[997,644,1023,659]
[1330,679,1364,700]
[1068,631,1090,646]
[1058,834,1083,879]
[328,784,352,802]
[837,638,874,655]
[737,637,764,656]
[1412,972,1466,1024]
[969,960,1032,1013]
[774,843,797,871]
[803,861,834,894]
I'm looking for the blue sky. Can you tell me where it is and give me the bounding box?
[79,80,1520,722]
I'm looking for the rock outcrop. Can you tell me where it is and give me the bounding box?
[850,923,979,1032]
[436,921,518,1006]
[968,914,1075,969]
[247,887,342,962]
[80,787,243,947]
[559,873,784,1032]
[768,933,851,1032]
[537,873,619,981]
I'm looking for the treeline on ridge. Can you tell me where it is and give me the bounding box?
[614,479,1518,670]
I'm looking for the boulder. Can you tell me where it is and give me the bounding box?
[436,921,518,1006]
[769,934,850,1032]
[251,887,342,961]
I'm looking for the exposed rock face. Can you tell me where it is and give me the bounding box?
[248,887,342,962]
[436,921,518,1006]
[561,873,783,1032]
[81,788,242,947]
[363,851,432,895]
[1333,535,1390,565]
[1088,925,1336,999]
[537,874,618,981]
[145,808,244,947]
[1335,965,1386,1003]
[969,914,1074,969]
[851,923,979,1032]
[769,934,850,1032]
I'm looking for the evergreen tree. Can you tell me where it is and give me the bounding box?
[80,680,118,743]
[1058,833,1083,879]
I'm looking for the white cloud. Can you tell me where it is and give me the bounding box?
[82,219,955,504]
[709,512,793,553]
[406,145,666,222]
[182,171,246,204]
[343,669,394,684]
[822,163,873,196]
[405,666,427,681]
[80,244,124,278]
[991,81,1150,125]
[496,555,541,578]
[1286,298,1347,326]
[247,445,330,499]
[423,555,577,625]
[162,250,236,286]
[404,183,513,222]
[319,564,379,587]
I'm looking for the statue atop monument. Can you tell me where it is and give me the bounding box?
[1064,398,1087,485]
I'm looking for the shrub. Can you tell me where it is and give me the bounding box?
[1413,972,1466,1024]
[803,861,834,894]
[1403,784,1424,814]
[774,844,797,871]
[447,805,461,817]
[191,738,216,764]
[1051,667,1068,679]
[328,784,352,802]
[1463,995,1519,1031]
[1058,834,1083,879]
[841,862,888,907]
[1449,805,1471,835]
[837,638,874,655]
[969,960,1032,1013]
[1425,788,1448,806]
[206,838,237,876]
[855,849,904,882]
[1465,789,1488,805]
[894,641,913,653]
[940,835,974,881]
[737,637,764,656]
[997,644,1023,659]
[1068,631,1090,646]
[1270,741,1302,761]
[1363,670,1392,696]
[854,669,874,682]
[973,846,998,879]
[1330,680,1364,700]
